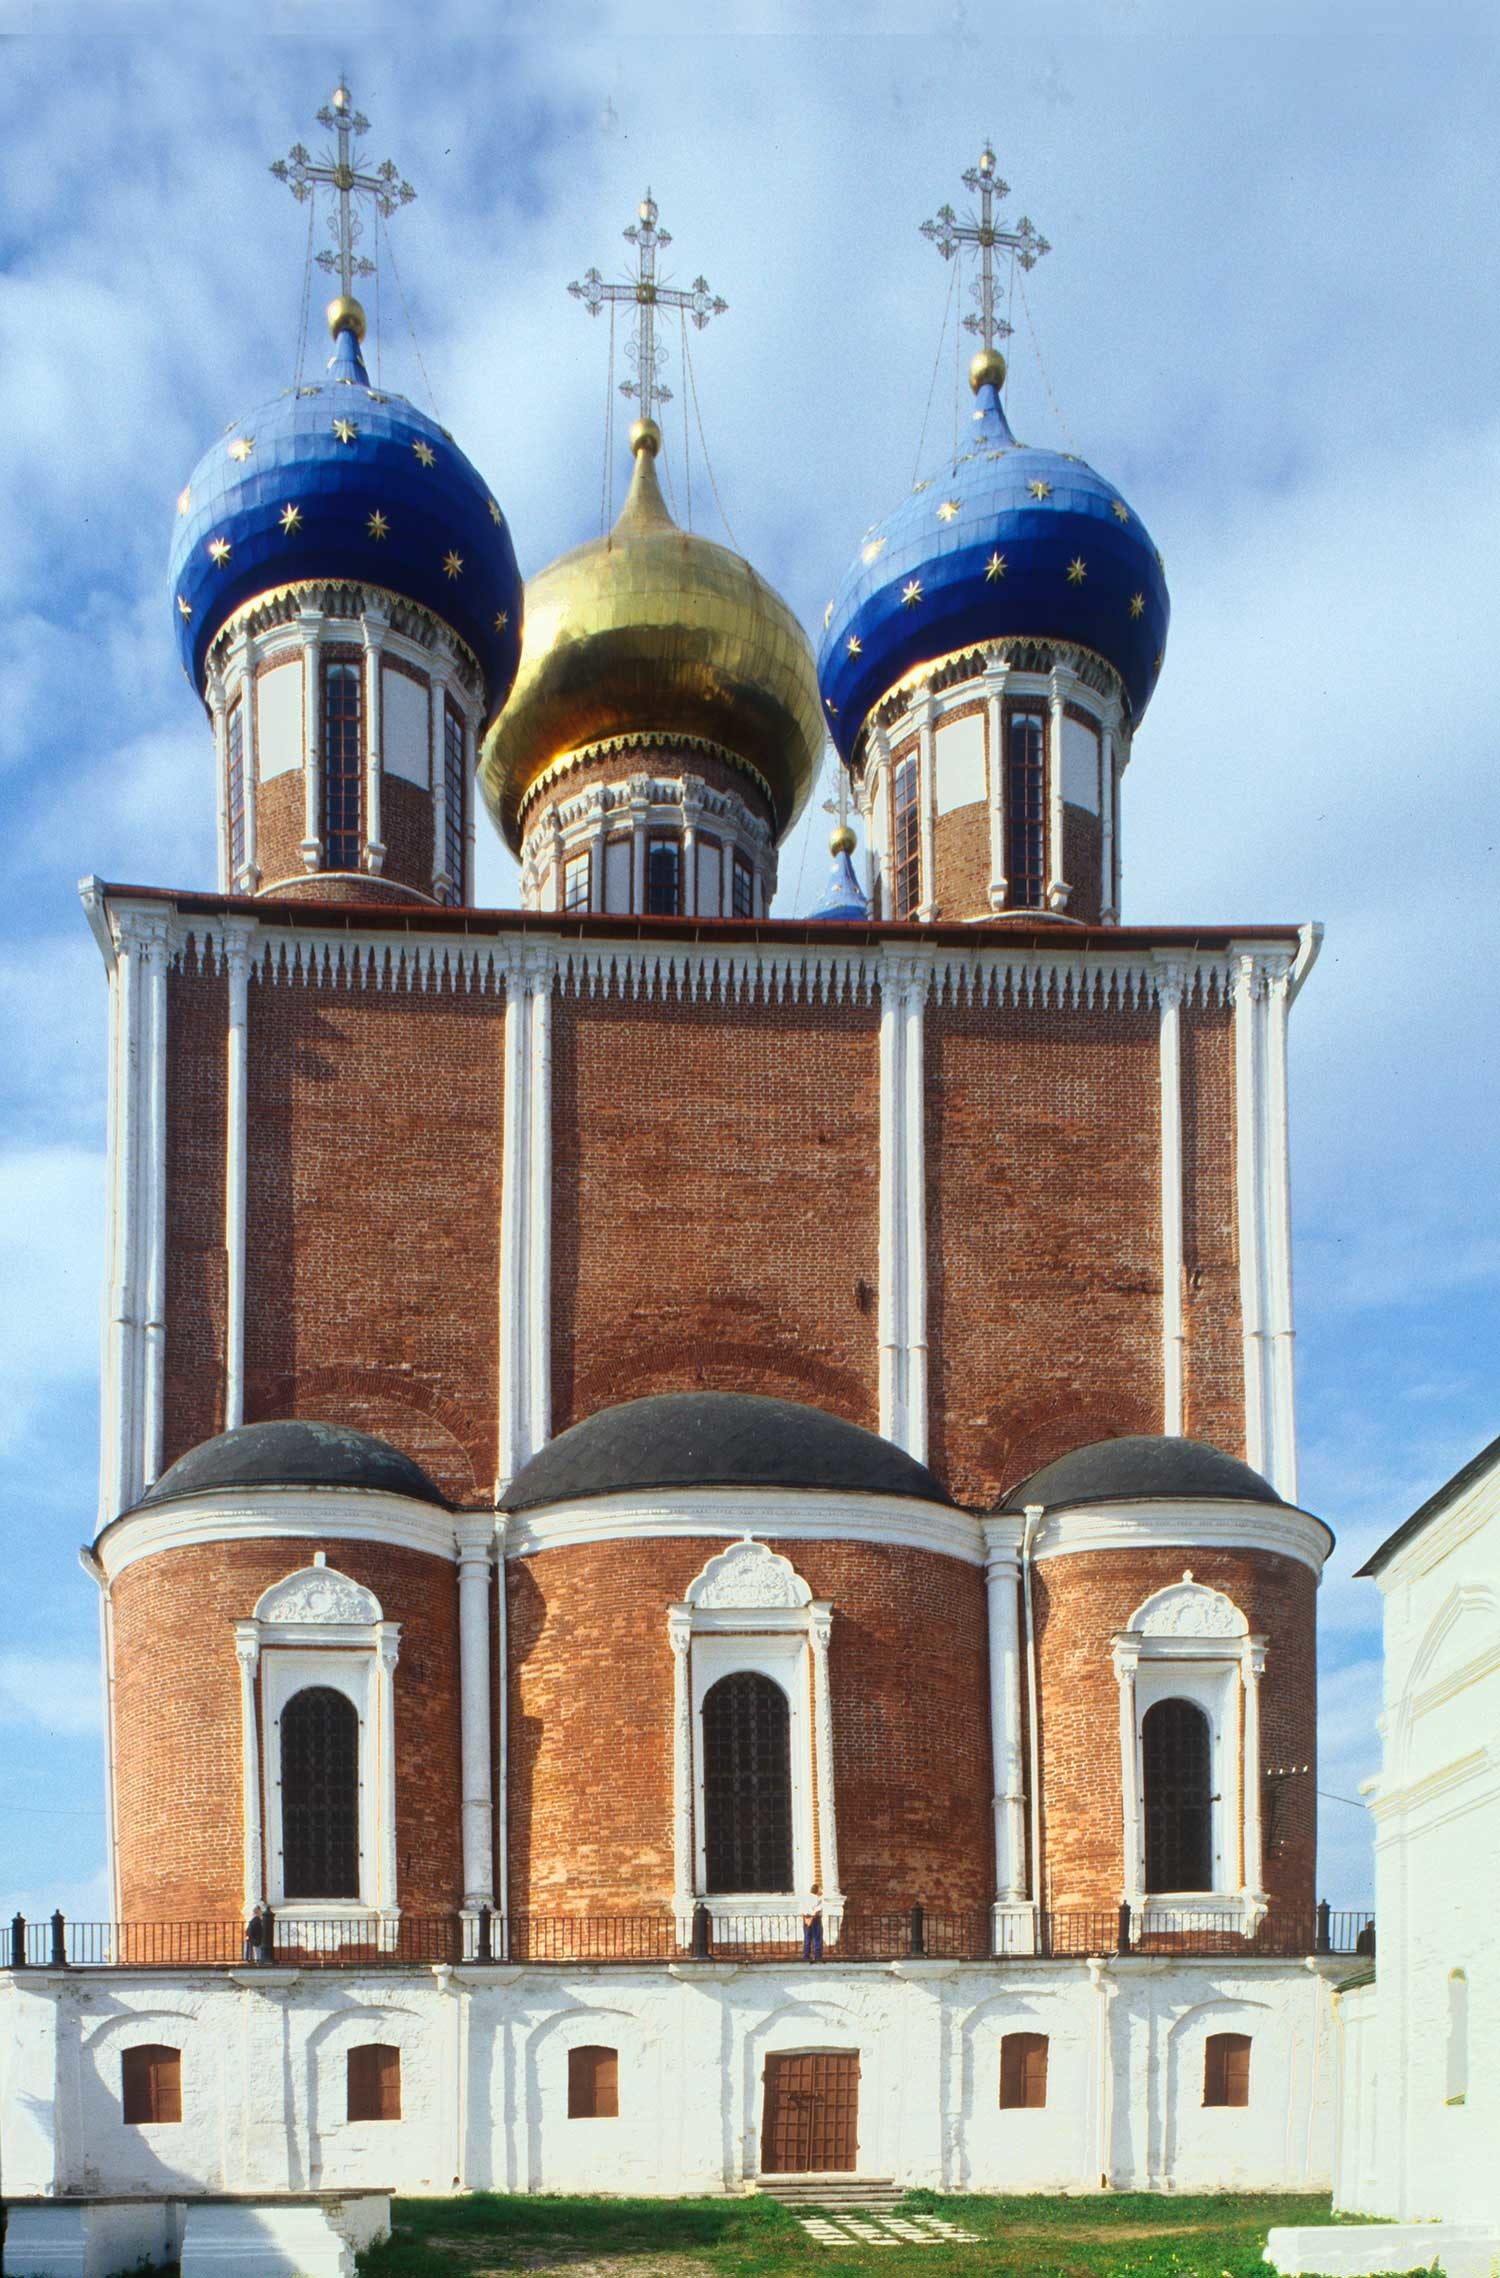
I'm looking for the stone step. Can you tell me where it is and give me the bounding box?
[760,2176,905,2211]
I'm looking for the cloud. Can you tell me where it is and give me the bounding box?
[0,1653,102,1739]
[0,1145,105,1458]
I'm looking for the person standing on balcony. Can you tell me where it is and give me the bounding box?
[802,1885,824,1962]
[243,1907,267,1965]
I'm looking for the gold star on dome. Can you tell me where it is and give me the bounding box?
[176,485,192,516]
[825,698,839,716]
[1111,500,1130,523]
[862,536,887,564]
[937,498,960,522]
[494,610,510,633]
[279,503,302,534]
[1129,592,1145,619]
[488,498,503,525]
[367,510,389,540]
[1066,556,1087,584]
[229,436,254,463]
[1027,478,1052,501]
[986,449,1009,461]
[901,579,923,607]
[443,549,463,579]
[177,595,192,618]
[413,439,436,468]
[847,635,862,656]
[911,478,932,494]
[332,418,358,444]
[985,551,1007,581]
[207,536,231,565]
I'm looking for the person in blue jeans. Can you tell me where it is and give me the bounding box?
[802,1884,824,1961]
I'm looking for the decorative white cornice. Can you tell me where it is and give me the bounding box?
[205,578,483,698]
[1031,1497,1332,1578]
[94,1486,466,1582]
[505,1485,984,1567]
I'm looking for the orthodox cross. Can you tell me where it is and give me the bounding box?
[569,193,727,427]
[919,145,1050,353]
[270,81,416,298]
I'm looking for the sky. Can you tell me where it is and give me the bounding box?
[0,17,1496,1922]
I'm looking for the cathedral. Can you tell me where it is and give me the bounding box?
[1,88,1368,2271]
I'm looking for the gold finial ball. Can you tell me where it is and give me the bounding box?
[639,192,658,228]
[830,823,857,856]
[969,346,1007,395]
[332,83,350,110]
[629,417,662,458]
[327,295,368,342]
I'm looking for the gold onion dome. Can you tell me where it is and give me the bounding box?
[479,420,823,852]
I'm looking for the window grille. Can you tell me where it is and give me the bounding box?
[892,752,920,916]
[226,700,246,880]
[443,700,467,902]
[568,2043,620,2118]
[281,1684,360,1899]
[1203,2030,1251,2108]
[702,1670,793,1893]
[564,851,591,912]
[1142,1696,1214,1892]
[1007,710,1046,907]
[646,835,682,915]
[347,2042,401,2121]
[732,851,754,919]
[122,2044,182,2125]
[999,2031,1049,2109]
[322,659,363,870]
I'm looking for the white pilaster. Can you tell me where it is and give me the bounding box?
[1233,953,1270,1475]
[984,659,1008,910]
[669,1607,693,1914]
[1263,964,1298,1500]
[463,716,477,907]
[210,673,230,889]
[234,1624,264,1911]
[1156,961,1186,1437]
[630,781,648,912]
[876,951,930,1457]
[497,948,553,1492]
[901,968,929,1465]
[1241,1636,1267,1901]
[1046,671,1069,912]
[1113,1634,1142,1903]
[809,1604,842,1906]
[456,1517,495,1911]
[982,1526,1027,1914]
[527,973,553,1460]
[238,637,259,887]
[916,690,937,920]
[494,1517,510,1946]
[1100,720,1117,922]
[299,612,322,870]
[222,919,254,1432]
[361,608,387,875]
[429,665,450,902]
[139,921,170,1490]
[377,1626,401,1924]
[103,925,143,1522]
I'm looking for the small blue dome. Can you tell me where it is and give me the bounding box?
[817,381,1169,760]
[169,325,523,711]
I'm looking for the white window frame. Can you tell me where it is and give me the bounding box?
[234,1555,401,1941]
[667,1539,841,1939]
[1111,1575,1267,1934]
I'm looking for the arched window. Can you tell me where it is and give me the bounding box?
[892,751,920,916]
[322,657,364,869]
[347,2043,401,2122]
[1203,2030,1251,2108]
[121,2043,181,2125]
[999,2031,1048,2110]
[281,1685,360,1899]
[1006,710,1046,907]
[1142,1697,1213,1892]
[568,2044,619,2118]
[702,1671,793,1893]
[1447,1971,1468,2105]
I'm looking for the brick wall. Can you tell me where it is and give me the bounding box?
[164,948,228,1461]
[925,995,1163,1506]
[1032,1543,1317,1917]
[236,972,504,1502]
[932,801,990,920]
[507,1535,991,1913]
[549,991,882,1432]
[1063,804,1104,924]
[380,771,436,899]
[109,1535,461,1920]
[1181,997,1244,1453]
[256,774,304,891]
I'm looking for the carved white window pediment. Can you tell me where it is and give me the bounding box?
[685,1538,812,1611]
[253,1561,383,1627]
[1128,1575,1248,1641]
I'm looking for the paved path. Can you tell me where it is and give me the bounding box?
[798,2211,982,2247]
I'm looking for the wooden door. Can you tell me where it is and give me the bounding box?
[761,2050,860,2173]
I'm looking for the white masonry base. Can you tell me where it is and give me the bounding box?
[2,1955,1342,2201]
[1266,2222,1500,2277]
[1,2193,390,2278]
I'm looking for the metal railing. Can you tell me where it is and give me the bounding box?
[2,1901,1374,1971]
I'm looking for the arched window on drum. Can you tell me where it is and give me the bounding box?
[1141,1697,1213,1893]
[280,1684,360,1900]
[701,1671,794,1894]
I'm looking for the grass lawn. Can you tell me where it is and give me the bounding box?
[357,2189,1424,2278]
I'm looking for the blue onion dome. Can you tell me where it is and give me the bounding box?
[808,825,870,921]
[169,304,523,712]
[817,351,1169,762]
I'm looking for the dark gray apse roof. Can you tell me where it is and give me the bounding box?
[137,1419,447,1509]
[999,1434,1286,1514]
[504,1391,951,1512]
